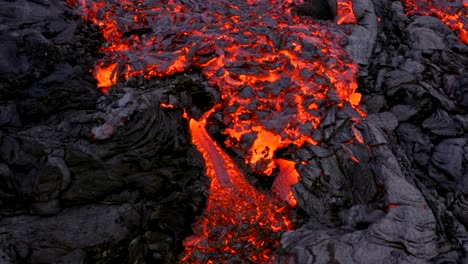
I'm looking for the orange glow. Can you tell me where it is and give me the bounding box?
[403,0,468,44]
[67,0,465,259]
[184,117,294,263]
[272,159,300,206]
[349,92,362,107]
[385,203,401,212]
[160,103,176,109]
[351,125,364,144]
[67,0,368,262]
[95,62,117,90]
[336,0,358,24]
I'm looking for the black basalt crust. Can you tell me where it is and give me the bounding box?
[0,1,206,263]
[1,0,468,263]
[293,0,336,20]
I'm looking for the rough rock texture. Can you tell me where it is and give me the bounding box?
[1,0,468,263]
[344,0,378,71]
[278,0,468,263]
[0,1,206,263]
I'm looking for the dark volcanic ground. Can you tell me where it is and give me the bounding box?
[0,0,468,263]
[0,1,206,263]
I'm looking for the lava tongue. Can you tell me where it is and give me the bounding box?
[184,117,294,263]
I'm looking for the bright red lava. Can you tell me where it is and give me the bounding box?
[185,116,296,263]
[68,0,467,262]
[66,0,364,262]
[64,0,427,262]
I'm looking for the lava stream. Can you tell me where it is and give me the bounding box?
[66,0,364,262]
[185,117,295,263]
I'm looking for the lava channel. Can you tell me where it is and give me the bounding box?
[183,115,296,263]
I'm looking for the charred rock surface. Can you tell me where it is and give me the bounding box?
[279,0,468,263]
[1,0,467,263]
[0,1,206,263]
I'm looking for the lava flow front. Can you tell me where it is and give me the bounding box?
[68,0,363,262]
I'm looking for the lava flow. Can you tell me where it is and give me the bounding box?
[185,114,296,262]
[68,0,364,262]
[403,0,468,44]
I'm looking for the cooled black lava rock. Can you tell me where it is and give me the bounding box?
[1,0,468,263]
[293,0,336,20]
[455,70,468,109]
[0,1,206,263]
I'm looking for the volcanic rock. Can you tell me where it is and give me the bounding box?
[422,108,463,136]
[344,0,378,68]
[363,94,385,113]
[455,70,468,109]
[2,0,468,262]
[293,0,336,20]
[429,138,467,193]
[390,104,419,121]
[407,17,448,51]
[367,111,398,130]
[385,70,417,88]
[0,1,206,263]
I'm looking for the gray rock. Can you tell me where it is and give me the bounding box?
[0,204,139,264]
[407,27,446,51]
[367,112,399,130]
[385,70,417,88]
[296,160,321,189]
[419,81,457,111]
[429,138,467,193]
[0,103,21,127]
[422,109,463,136]
[54,249,87,264]
[284,123,437,264]
[454,114,468,131]
[455,70,468,108]
[454,195,468,226]
[292,0,335,20]
[31,199,61,216]
[357,121,388,146]
[0,249,13,264]
[406,16,450,51]
[363,95,385,114]
[400,59,426,74]
[345,0,378,68]
[390,104,419,121]
[391,1,409,26]
[396,122,433,167]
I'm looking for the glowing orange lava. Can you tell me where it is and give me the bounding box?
[404,0,468,44]
[336,0,358,24]
[184,116,295,263]
[68,0,366,262]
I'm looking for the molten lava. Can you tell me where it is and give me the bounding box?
[67,0,468,261]
[67,0,366,262]
[185,116,295,262]
[404,0,468,44]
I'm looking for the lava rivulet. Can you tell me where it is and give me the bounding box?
[68,0,364,262]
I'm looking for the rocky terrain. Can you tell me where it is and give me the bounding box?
[0,0,467,263]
